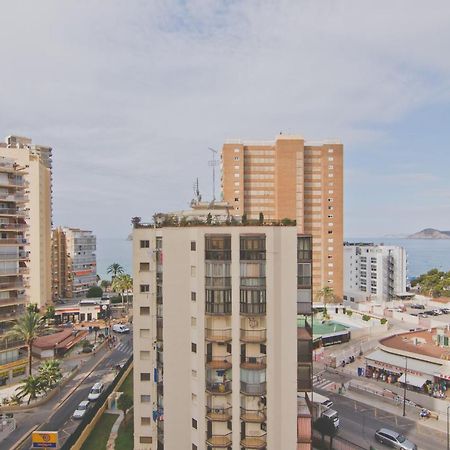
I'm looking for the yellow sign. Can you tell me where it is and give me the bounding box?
[32,431,58,448]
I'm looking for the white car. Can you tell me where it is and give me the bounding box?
[73,400,90,419]
[112,324,130,333]
[88,382,104,401]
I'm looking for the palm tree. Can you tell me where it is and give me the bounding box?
[100,279,110,291]
[6,307,44,376]
[107,263,124,281]
[111,274,133,309]
[38,359,62,391]
[15,375,44,405]
[121,274,133,309]
[111,276,125,306]
[315,286,337,304]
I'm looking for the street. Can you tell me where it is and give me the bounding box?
[1,332,132,450]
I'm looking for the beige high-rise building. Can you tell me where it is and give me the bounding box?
[132,205,312,450]
[0,136,52,309]
[52,227,97,300]
[222,135,343,300]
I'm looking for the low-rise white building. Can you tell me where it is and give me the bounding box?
[344,242,407,303]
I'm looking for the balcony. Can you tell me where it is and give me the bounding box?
[240,356,267,370]
[206,432,232,447]
[206,380,232,395]
[240,381,266,396]
[0,281,24,291]
[240,434,267,449]
[0,251,28,261]
[205,328,232,343]
[206,355,232,370]
[205,277,231,288]
[297,378,312,391]
[240,407,266,423]
[240,303,266,316]
[206,406,232,421]
[0,208,26,217]
[205,250,231,261]
[240,328,266,343]
[206,303,232,316]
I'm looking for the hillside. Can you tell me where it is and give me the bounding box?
[407,228,450,239]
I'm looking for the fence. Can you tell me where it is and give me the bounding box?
[56,355,133,450]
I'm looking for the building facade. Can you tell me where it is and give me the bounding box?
[52,227,97,299]
[344,243,407,303]
[221,135,343,300]
[133,215,313,450]
[0,135,52,309]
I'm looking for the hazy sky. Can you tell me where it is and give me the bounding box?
[1,1,450,238]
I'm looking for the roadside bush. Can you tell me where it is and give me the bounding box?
[346,310,353,317]
[362,314,371,321]
[110,296,122,304]
[380,318,388,325]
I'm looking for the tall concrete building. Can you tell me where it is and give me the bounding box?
[132,205,313,450]
[221,135,343,300]
[52,227,97,300]
[344,243,407,303]
[0,136,52,309]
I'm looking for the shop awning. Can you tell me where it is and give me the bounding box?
[398,373,430,388]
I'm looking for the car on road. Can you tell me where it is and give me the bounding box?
[432,309,443,315]
[112,324,130,333]
[375,428,417,450]
[72,400,90,419]
[88,382,104,401]
[410,304,425,310]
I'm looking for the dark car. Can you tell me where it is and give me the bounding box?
[410,304,425,310]
[375,428,417,450]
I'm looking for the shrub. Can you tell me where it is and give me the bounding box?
[380,318,388,325]
[87,286,103,298]
[362,314,371,321]
[346,310,353,317]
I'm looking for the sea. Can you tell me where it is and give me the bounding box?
[96,237,450,281]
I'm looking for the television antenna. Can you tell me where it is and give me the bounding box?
[208,147,219,202]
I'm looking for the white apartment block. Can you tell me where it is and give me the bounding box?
[132,219,310,450]
[344,243,407,303]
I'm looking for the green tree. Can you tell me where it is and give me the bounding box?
[315,287,338,305]
[259,212,264,225]
[86,286,103,298]
[107,263,124,281]
[112,274,133,309]
[314,416,338,449]
[15,375,44,405]
[38,359,62,391]
[7,308,44,375]
[44,305,55,321]
[117,392,133,423]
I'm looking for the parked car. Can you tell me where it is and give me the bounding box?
[72,400,90,419]
[88,382,104,401]
[441,308,450,314]
[112,324,130,334]
[432,309,443,315]
[410,304,425,310]
[375,428,417,450]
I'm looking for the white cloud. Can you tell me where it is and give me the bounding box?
[1,0,450,236]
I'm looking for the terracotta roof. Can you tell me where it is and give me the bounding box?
[430,297,450,304]
[34,329,87,350]
[380,329,450,361]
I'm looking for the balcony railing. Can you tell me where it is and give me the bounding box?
[205,250,231,261]
[240,381,266,396]
[0,251,29,260]
[206,406,232,421]
[240,433,267,449]
[240,303,266,315]
[205,380,232,394]
[206,432,232,447]
[205,355,232,370]
[205,277,231,288]
[240,329,266,343]
[0,208,26,216]
[0,223,27,231]
[240,356,267,370]
[240,407,266,422]
[297,378,312,391]
[0,281,24,290]
[205,328,232,343]
[240,277,266,288]
[240,250,266,261]
[0,337,25,351]
[205,303,232,315]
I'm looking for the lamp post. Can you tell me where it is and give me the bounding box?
[403,356,408,417]
[447,404,450,450]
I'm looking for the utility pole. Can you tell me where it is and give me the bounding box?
[208,147,218,202]
[403,356,408,416]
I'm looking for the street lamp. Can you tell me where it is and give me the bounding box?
[403,356,408,417]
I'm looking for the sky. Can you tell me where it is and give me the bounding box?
[1,0,450,238]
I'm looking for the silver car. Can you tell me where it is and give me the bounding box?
[375,428,417,450]
[72,400,90,419]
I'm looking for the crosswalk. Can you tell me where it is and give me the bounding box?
[313,376,336,391]
[116,340,133,355]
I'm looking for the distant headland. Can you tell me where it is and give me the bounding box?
[407,228,450,239]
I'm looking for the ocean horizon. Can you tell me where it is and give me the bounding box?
[96,236,450,281]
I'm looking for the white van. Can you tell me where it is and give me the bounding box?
[112,324,130,334]
[88,382,104,401]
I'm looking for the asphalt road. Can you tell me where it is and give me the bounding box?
[320,388,446,450]
[1,332,132,450]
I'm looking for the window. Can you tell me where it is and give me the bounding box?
[140,351,150,360]
[328,157,334,161]
[328,148,334,153]
[141,417,151,426]
[234,181,240,186]
[191,316,197,326]
[192,418,197,429]
[140,372,151,381]
[328,230,333,234]
[191,241,196,251]
[234,165,240,170]
[139,262,150,271]
[192,369,197,377]
[234,197,239,202]
[140,395,151,402]
[234,148,240,153]
[191,266,196,276]
[140,240,150,248]
[140,284,150,293]
[140,307,150,316]
[192,445,198,450]
[140,328,150,338]
[191,393,197,402]
[234,173,239,178]
[234,156,239,161]
[191,343,197,353]
[191,291,196,301]
[140,437,153,444]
